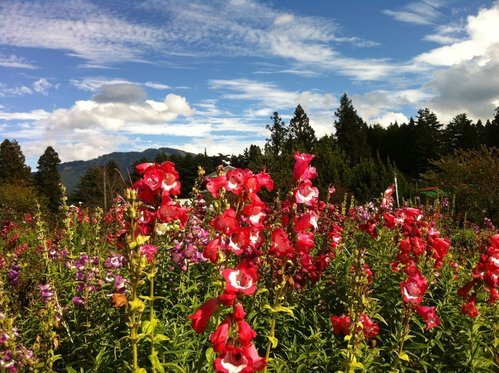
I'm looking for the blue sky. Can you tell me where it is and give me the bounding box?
[1,0,499,168]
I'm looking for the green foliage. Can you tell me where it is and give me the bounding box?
[0,183,47,219]
[422,146,499,224]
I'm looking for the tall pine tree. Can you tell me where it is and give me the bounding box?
[35,146,63,213]
[287,104,317,153]
[334,93,370,164]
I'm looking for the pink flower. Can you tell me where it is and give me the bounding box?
[140,244,158,263]
[415,306,441,330]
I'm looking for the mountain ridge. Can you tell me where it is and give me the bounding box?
[58,147,189,193]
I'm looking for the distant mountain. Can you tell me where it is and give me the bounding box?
[58,147,189,193]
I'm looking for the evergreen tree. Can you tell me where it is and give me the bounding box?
[483,107,499,147]
[334,93,370,163]
[414,108,442,175]
[35,146,63,213]
[70,161,125,209]
[442,113,480,153]
[265,112,288,157]
[287,104,317,152]
[0,139,31,184]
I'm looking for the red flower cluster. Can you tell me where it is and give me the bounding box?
[383,204,449,331]
[458,234,499,317]
[131,161,189,261]
[330,313,380,339]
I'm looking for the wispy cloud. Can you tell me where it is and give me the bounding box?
[383,1,444,25]
[0,54,37,69]
[0,0,164,65]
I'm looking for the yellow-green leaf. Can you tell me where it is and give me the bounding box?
[398,351,410,362]
[268,335,279,348]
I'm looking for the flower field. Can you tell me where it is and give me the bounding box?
[0,153,498,372]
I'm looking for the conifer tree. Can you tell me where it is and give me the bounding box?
[0,139,31,185]
[334,93,370,163]
[35,146,63,212]
[287,104,316,153]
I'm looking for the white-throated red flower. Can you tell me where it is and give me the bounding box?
[400,264,428,304]
[295,179,319,206]
[222,261,258,296]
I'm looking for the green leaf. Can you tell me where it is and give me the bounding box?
[149,351,165,373]
[154,334,170,343]
[141,318,158,334]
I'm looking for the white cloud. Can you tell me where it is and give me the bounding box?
[0,54,37,69]
[0,109,50,121]
[0,0,164,65]
[383,1,443,25]
[32,78,53,95]
[415,3,499,66]
[0,83,33,97]
[274,14,294,26]
[144,81,170,90]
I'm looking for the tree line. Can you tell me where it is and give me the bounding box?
[1,93,498,223]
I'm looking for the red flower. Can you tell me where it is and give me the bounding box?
[226,168,245,195]
[360,314,380,339]
[210,317,231,353]
[229,229,250,255]
[330,314,351,335]
[295,231,315,253]
[237,319,257,347]
[204,238,221,264]
[189,297,219,333]
[243,203,266,226]
[400,265,428,304]
[294,211,318,232]
[461,297,478,318]
[214,345,252,373]
[206,175,227,198]
[222,261,258,296]
[213,209,239,235]
[293,152,316,181]
[415,305,441,330]
[233,303,246,321]
[270,228,293,258]
[295,179,319,206]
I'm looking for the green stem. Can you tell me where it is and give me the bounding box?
[149,268,156,373]
[392,304,412,372]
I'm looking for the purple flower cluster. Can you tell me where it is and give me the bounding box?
[171,216,209,271]
[66,254,103,307]
[0,313,35,372]
[7,264,20,286]
[39,284,54,304]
